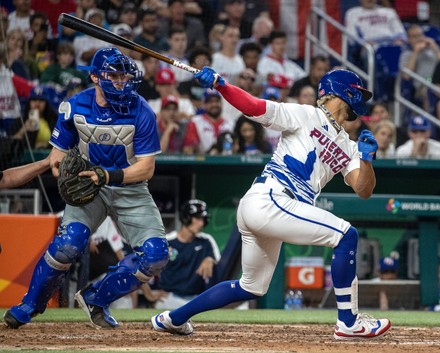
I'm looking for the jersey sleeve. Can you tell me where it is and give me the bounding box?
[133,100,161,157]
[341,139,361,182]
[49,99,79,151]
[262,100,307,132]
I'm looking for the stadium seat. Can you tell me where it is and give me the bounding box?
[374,44,403,102]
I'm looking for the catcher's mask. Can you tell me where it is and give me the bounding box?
[85,47,142,115]
[180,199,209,227]
[318,69,372,121]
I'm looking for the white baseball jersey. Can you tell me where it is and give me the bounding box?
[236,101,361,295]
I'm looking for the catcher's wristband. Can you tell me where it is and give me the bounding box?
[107,169,124,185]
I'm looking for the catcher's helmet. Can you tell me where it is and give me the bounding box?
[318,69,372,121]
[88,47,142,115]
[180,199,209,227]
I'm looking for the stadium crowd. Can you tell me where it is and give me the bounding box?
[1,0,440,172]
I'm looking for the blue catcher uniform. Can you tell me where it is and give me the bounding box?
[4,48,168,330]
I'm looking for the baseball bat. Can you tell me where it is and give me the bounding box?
[58,13,200,74]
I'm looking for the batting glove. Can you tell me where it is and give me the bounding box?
[194,66,225,89]
[358,129,378,162]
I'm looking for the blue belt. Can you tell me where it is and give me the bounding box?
[253,176,296,200]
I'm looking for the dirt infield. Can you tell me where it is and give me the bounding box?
[1,322,440,352]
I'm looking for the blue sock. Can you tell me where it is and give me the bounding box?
[170,280,257,326]
[331,226,358,327]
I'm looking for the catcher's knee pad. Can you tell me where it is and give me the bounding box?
[334,226,358,255]
[48,222,90,264]
[135,237,169,278]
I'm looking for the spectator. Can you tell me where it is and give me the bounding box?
[296,85,317,106]
[216,0,252,40]
[58,0,98,42]
[7,0,34,40]
[138,54,161,101]
[218,0,269,25]
[0,45,22,141]
[399,24,440,110]
[345,0,407,68]
[183,89,234,154]
[207,130,235,155]
[267,73,293,102]
[211,25,246,84]
[5,28,37,80]
[148,67,195,117]
[73,9,111,66]
[288,55,330,102]
[40,42,88,89]
[154,199,220,310]
[373,120,396,159]
[237,15,273,54]
[178,46,212,114]
[0,7,8,42]
[31,0,76,38]
[158,0,206,53]
[28,12,56,74]
[233,115,272,155]
[97,0,126,25]
[157,95,189,154]
[257,31,307,86]
[132,9,169,61]
[239,42,262,73]
[14,86,58,149]
[118,2,139,34]
[160,26,193,84]
[111,23,144,71]
[221,68,257,123]
[377,255,399,310]
[396,115,440,159]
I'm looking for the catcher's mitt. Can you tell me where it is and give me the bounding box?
[57,148,106,206]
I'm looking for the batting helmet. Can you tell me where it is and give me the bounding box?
[88,47,142,115]
[180,199,209,227]
[318,69,372,121]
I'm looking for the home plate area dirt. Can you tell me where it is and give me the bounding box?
[1,322,440,352]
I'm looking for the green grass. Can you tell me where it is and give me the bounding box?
[0,307,437,327]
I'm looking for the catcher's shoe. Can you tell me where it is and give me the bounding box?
[334,313,391,340]
[151,310,193,335]
[3,303,38,329]
[74,286,119,329]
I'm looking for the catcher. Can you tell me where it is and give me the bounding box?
[4,48,169,329]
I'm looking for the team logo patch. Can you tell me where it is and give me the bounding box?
[169,247,178,261]
[98,133,111,142]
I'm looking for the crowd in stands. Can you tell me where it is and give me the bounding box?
[1,0,440,168]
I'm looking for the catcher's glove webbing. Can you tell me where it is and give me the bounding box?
[57,148,106,206]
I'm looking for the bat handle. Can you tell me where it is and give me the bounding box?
[172,60,200,74]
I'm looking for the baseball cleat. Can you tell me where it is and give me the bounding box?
[151,310,193,335]
[334,313,391,339]
[75,286,119,329]
[3,303,38,329]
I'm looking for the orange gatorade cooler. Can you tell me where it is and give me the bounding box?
[285,257,325,289]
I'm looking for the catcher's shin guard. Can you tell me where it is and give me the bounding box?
[81,237,169,307]
[9,222,90,324]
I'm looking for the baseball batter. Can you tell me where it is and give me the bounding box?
[151,67,391,339]
[4,48,169,330]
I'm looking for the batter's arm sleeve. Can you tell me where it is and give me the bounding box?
[217,84,267,118]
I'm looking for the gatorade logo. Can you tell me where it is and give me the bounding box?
[298,267,315,285]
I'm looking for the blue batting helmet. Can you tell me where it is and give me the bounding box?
[318,69,372,121]
[88,47,142,115]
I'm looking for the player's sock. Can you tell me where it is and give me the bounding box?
[331,226,358,327]
[170,280,257,326]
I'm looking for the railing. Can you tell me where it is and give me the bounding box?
[305,6,375,92]
[394,67,440,128]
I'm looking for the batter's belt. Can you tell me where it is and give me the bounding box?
[253,176,296,200]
